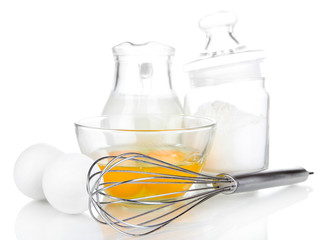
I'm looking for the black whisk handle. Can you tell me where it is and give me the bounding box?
[229,167,313,194]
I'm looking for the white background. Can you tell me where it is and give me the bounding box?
[0,0,326,239]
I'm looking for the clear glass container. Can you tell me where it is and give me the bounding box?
[102,42,183,115]
[75,115,216,200]
[75,115,215,162]
[184,11,269,174]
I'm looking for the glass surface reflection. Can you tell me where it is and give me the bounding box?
[15,185,311,240]
[15,201,104,240]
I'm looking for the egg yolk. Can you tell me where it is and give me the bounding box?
[98,150,203,200]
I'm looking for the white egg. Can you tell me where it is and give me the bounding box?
[14,143,63,200]
[42,153,100,214]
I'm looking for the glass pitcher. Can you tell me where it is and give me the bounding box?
[184,12,269,174]
[102,42,183,115]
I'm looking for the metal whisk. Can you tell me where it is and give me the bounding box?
[87,153,312,236]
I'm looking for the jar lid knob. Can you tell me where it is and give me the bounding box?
[199,11,245,57]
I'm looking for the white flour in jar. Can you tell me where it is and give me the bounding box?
[196,101,267,173]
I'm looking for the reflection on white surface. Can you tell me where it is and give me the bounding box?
[15,185,312,240]
[15,201,104,240]
[100,185,312,240]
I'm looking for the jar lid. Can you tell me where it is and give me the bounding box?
[113,42,175,56]
[185,11,265,73]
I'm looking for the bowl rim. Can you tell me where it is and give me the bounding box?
[74,115,216,132]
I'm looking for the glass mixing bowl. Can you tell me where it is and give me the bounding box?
[75,115,215,164]
[75,115,216,200]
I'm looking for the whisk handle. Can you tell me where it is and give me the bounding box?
[229,167,312,194]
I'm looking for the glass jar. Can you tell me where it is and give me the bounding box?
[184,12,269,174]
[102,42,183,116]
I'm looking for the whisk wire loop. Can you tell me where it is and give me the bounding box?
[86,153,235,236]
[87,153,311,236]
